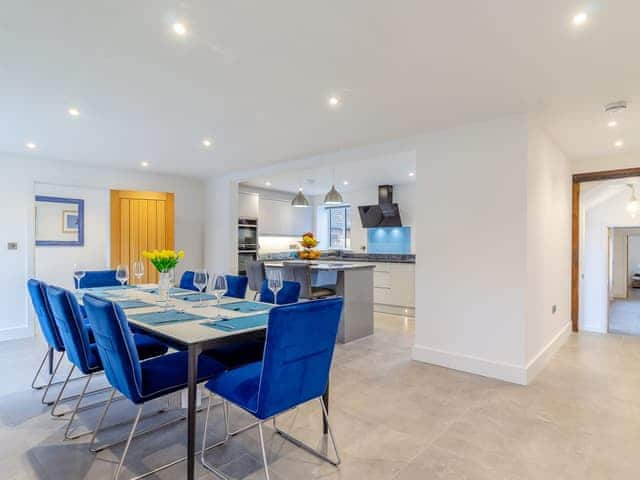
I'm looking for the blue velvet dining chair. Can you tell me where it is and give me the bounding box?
[224,274,248,299]
[83,294,226,480]
[258,279,301,304]
[179,270,205,291]
[74,269,122,289]
[201,297,344,480]
[45,285,168,440]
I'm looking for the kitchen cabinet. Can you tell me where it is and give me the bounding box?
[238,192,259,219]
[259,196,312,236]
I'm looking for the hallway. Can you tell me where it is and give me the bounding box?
[609,288,640,335]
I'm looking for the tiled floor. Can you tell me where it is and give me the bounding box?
[609,288,640,335]
[2,314,640,479]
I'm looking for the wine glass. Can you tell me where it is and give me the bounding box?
[73,264,86,290]
[115,264,129,287]
[210,274,227,313]
[267,269,283,304]
[192,270,208,308]
[133,260,145,284]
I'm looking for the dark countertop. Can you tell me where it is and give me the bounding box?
[259,251,416,264]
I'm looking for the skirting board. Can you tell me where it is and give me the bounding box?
[412,322,571,385]
[0,325,33,343]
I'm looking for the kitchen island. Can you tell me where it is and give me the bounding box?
[264,261,375,343]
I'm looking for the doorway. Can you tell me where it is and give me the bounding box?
[608,227,640,335]
[110,190,175,284]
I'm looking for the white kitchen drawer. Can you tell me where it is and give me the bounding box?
[373,270,391,289]
[374,286,393,304]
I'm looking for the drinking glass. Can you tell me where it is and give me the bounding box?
[210,274,227,314]
[115,264,129,287]
[192,270,208,308]
[133,260,145,284]
[73,264,86,290]
[267,269,283,305]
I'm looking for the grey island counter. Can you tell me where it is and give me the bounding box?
[264,261,375,343]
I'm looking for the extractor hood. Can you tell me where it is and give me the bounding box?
[358,185,402,228]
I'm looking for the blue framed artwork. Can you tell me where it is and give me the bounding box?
[35,196,85,246]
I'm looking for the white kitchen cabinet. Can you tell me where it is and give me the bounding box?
[238,192,259,219]
[259,197,312,236]
[388,263,415,307]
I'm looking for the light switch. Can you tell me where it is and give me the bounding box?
[7,242,18,251]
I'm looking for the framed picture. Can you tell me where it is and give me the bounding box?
[35,196,85,247]
[62,210,79,233]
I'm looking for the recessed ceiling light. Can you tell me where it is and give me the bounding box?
[615,140,624,148]
[141,161,149,167]
[68,107,80,117]
[265,181,272,187]
[173,22,187,36]
[572,12,588,26]
[25,142,37,150]
[202,138,213,148]
[343,180,349,186]
[328,96,340,107]
[608,120,618,128]
[408,172,415,177]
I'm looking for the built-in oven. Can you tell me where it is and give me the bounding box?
[238,250,257,275]
[238,218,258,251]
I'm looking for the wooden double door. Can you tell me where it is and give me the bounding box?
[110,190,174,284]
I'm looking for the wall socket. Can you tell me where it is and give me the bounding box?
[7,242,18,251]
[551,304,557,314]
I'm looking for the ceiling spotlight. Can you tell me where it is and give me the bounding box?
[328,96,340,107]
[265,181,272,187]
[141,161,149,167]
[572,12,588,26]
[202,138,213,148]
[608,120,618,128]
[408,172,415,177]
[25,142,37,150]
[173,22,187,36]
[68,107,80,117]
[343,180,349,186]
[615,140,624,148]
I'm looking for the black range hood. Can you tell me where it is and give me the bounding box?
[358,185,402,228]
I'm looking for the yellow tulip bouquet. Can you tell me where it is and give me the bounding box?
[142,249,185,273]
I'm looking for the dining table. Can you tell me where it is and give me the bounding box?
[77,284,331,480]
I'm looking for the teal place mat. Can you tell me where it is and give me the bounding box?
[116,299,155,309]
[218,301,272,314]
[172,292,217,302]
[142,287,193,296]
[85,285,135,292]
[129,310,207,326]
[202,313,269,332]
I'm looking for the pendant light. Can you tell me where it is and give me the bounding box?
[292,174,310,208]
[323,168,344,205]
[627,184,640,218]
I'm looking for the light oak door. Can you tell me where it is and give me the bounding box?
[110,190,175,284]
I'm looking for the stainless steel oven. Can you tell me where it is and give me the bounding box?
[238,218,258,251]
[238,251,257,275]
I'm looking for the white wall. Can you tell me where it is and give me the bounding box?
[412,115,530,383]
[580,194,640,333]
[628,234,640,280]
[0,154,205,342]
[204,176,238,276]
[573,154,640,174]
[524,126,572,378]
[611,229,628,298]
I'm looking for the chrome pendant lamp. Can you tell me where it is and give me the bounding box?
[323,168,344,205]
[291,188,310,208]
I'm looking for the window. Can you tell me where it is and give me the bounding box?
[328,206,351,249]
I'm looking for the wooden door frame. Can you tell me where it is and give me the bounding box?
[572,167,640,331]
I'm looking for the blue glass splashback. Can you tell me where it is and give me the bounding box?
[367,227,412,254]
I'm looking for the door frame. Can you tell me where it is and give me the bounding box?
[572,167,640,331]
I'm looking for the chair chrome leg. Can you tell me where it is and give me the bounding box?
[272,397,341,466]
[89,388,116,451]
[200,398,235,480]
[64,374,93,440]
[258,422,271,480]
[41,353,64,405]
[31,349,51,390]
[51,364,75,417]
[114,405,143,480]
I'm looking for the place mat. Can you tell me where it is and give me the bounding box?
[84,285,135,292]
[116,299,155,309]
[217,301,273,314]
[129,310,207,326]
[202,313,269,332]
[142,287,193,295]
[172,292,217,302]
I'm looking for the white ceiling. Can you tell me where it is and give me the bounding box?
[1,1,640,177]
[242,150,416,195]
